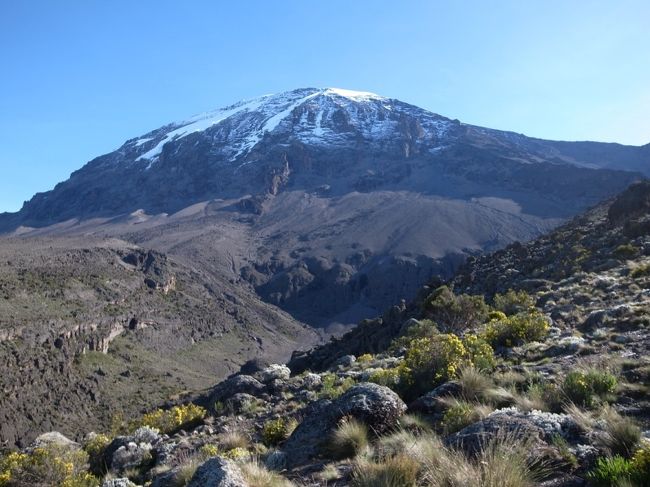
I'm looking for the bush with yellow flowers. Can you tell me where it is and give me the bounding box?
[139,403,206,434]
[0,444,99,487]
[261,417,297,446]
[482,310,549,348]
[401,333,495,396]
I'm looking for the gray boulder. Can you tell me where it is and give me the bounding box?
[210,375,266,404]
[102,479,137,487]
[187,457,249,487]
[31,431,80,450]
[408,381,462,414]
[111,441,153,473]
[259,364,291,383]
[283,383,406,466]
[445,413,545,456]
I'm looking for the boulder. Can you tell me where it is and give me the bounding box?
[283,383,406,467]
[333,355,356,368]
[259,364,291,383]
[444,412,545,456]
[31,431,79,450]
[239,358,270,375]
[408,381,462,414]
[187,457,249,487]
[111,442,153,473]
[102,480,137,487]
[225,393,260,414]
[210,375,266,404]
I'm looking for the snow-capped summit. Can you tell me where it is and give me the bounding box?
[128,87,453,167]
[2,86,645,232]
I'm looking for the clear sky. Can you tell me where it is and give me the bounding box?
[1,0,649,212]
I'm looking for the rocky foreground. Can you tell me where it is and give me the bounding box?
[3,182,650,486]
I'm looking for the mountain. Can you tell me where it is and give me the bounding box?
[0,88,648,447]
[0,88,646,328]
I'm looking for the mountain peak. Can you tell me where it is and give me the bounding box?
[130,87,444,166]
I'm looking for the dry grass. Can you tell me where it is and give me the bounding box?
[240,461,295,487]
[352,454,420,487]
[219,431,250,451]
[597,407,641,458]
[325,417,369,460]
[351,428,547,487]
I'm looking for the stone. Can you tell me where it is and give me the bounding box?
[444,412,545,456]
[259,364,291,383]
[187,457,249,487]
[408,381,462,414]
[283,383,406,466]
[31,431,79,450]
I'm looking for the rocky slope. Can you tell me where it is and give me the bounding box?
[2,182,650,486]
[0,237,318,448]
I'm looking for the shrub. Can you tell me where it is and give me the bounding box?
[404,334,467,386]
[222,447,250,461]
[614,244,638,259]
[482,310,549,348]
[83,433,111,475]
[493,289,535,316]
[391,319,438,350]
[326,418,369,460]
[630,444,650,485]
[442,401,480,434]
[462,335,497,371]
[0,445,99,487]
[320,373,356,399]
[357,353,373,363]
[262,418,296,447]
[422,286,489,333]
[199,444,220,458]
[368,367,402,390]
[562,370,617,407]
[587,456,633,487]
[631,263,650,278]
[139,403,206,434]
[403,334,495,394]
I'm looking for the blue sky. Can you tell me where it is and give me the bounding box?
[1,0,649,212]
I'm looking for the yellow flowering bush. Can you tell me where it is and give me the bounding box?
[0,445,99,487]
[482,310,549,347]
[357,353,373,363]
[402,333,495,396]
[630,444,650,481]
[139,403,206,434]
[199,444,220,458]
[562,370,617,407]
[222,447,250,461]
[261,417,297,446]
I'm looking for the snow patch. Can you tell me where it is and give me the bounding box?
[136,97,269,164]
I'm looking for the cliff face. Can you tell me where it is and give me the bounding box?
[0,238,318,447]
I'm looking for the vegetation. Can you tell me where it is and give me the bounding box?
[0,445,99,487]
[325,418,369,460]
[482,309,549,348]
[138,403,206,434]
[561,369,617,407]
[261,418,296,447]
[493,289,536,316]
[422,286,489,333]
